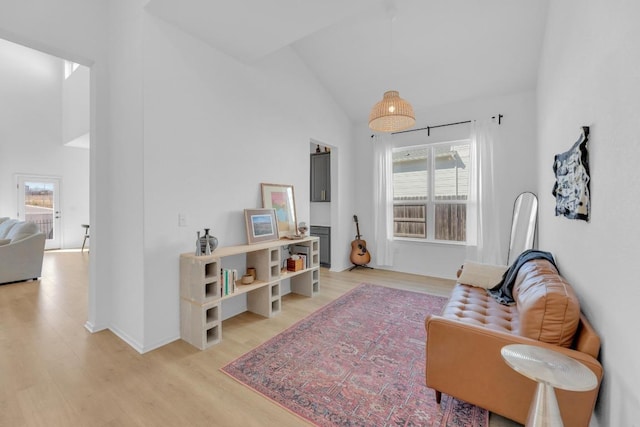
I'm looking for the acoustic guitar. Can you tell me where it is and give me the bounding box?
[350,215,371,266]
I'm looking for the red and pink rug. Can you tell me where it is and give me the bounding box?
[221,283,488,426]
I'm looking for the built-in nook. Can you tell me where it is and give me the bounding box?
[310,140,333,268]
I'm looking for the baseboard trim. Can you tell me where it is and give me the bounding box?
[84,320,108,333]
[108,324,145,354]
[140,335,181,354]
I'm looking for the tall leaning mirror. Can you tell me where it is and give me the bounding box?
[506,192,538,265]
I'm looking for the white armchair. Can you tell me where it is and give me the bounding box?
[0,218,46,284]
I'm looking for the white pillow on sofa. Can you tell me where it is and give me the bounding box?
[0,219,17,239]
[5,221,39,242]
[458,261,508,289]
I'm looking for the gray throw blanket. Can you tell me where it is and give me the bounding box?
[488,249,557,305]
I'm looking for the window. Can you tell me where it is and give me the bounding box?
[392,140,471,243]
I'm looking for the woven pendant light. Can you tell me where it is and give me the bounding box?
[368,0,415,133]
[369,90,415,133]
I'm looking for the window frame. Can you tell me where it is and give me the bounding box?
[392,139,472,245]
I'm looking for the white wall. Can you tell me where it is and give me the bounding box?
[537,1,640,425]
[0,38,90,249]
[103,0,147,349]
[140,14,355,349]
[62,64,90,146]
[354,91,538,279]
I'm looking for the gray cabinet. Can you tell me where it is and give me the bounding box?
[310,226,330,267]
[310,152,331,202]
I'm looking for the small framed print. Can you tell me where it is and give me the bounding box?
[244,208,279,244]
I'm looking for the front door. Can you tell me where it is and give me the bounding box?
[17,176,62,250]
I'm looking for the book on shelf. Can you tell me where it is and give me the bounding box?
[232,269,237,294]
[220,268,238,296]
[297,254,307,269]
[292,244,310,268]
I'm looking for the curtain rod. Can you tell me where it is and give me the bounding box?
[370,114,503,138]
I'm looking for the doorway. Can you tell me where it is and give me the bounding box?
[0,38,90,251]
[0,34,95,330]
[17,175,62,250]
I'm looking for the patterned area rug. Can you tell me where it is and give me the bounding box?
[221,283,488,427]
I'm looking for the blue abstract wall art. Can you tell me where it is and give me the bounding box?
[552,126,591,222]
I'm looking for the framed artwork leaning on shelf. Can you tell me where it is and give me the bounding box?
[244,208,280,244]
[261,183,298,238]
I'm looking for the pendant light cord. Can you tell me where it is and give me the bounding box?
[386,0,397,86]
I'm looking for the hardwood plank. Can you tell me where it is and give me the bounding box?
[0,251,518,426]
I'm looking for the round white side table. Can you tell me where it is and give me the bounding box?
[501,344,597,427]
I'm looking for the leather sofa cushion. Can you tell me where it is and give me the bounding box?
[442,284,519,334]
[513,259,580,348]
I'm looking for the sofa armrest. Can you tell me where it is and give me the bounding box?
[0,233,46,284]
[425,314,602,426]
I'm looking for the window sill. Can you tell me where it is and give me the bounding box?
[393,237,466,246]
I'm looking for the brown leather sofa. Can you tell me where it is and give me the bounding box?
[425,259,603,426]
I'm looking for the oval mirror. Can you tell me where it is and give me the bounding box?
[507,192,538,265]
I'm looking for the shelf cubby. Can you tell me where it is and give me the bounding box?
[270,264,279,279]
[271,298,281,315]
[205,304,219,324]
[204,261,218,280]
[204,281,218,300]
[270,248,279,263]
[206,324,220,345]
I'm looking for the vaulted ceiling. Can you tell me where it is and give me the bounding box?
[147,0,550,124]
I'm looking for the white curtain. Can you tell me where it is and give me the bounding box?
[466,119,504,265]
[372,134,395,266]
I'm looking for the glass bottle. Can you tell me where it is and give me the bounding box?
[195,231,202,256]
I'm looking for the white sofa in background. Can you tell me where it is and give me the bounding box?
[0,217,46,284]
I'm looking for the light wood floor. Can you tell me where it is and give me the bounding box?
[0,251,519,426]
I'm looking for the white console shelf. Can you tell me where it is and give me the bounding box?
[179,236,320,350]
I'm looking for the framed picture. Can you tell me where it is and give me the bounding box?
[244,208,279,244]
[261,183,298,238]
[552,126,591,222]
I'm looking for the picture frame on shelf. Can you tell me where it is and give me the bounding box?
[244,208,280,244]
[261,183,298,238]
